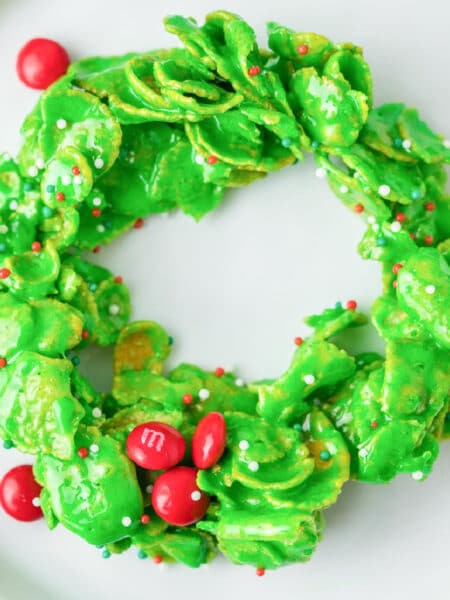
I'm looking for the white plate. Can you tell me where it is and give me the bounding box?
[0,1,449,599]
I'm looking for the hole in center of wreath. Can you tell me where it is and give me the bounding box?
[81,157,383,391]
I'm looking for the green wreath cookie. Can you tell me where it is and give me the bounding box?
[0,11,449,573]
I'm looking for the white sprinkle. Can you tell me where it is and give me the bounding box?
[61,174,72,185]
[303,374,316,385]
[56,119,67,130]
[371,224,380,232]
[443,139,450,149]
[97,225,106,233]
[73,175,83,185]
[353,172,359,178]
[0,225,9,234]
[92,407,102,418]
[248,461,259,472]
[402,139,412,150]
[146,484,153,494]
[239,440,249,451]
[90,444,100,453]
[235,378,245,387]
[31,497,41,507]
[315,167,326,179]
[339,185,349,194]
[28,166,38,177]
[378,184,391,197]
[190,491,202,502]
[94,158,104,169]
[109,304,120,316]
[358,448,368,457]
[195,154,204,165]
[425,285,436,295]
[390,221,402,233]
[198,388,210,401]
[36,157,45,169]
[9,201,18,211]
[367,216,376,224]
[2,153,11,160]
[412,471,424,481]
[122,516,132,527]
[92,197,102,207]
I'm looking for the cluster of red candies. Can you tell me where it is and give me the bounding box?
[127,412,226,526]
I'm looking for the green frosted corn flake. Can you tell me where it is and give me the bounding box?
[0,351,84,458]
[39,88,122,174]
[397,107,450,164]
[76,204,135,250]
[113,320,171,376]
[39,205,80,250]
[17,102,44,177]
[291,67,369,147]
[0,155,23,212]
[267,22,333,67]
[94,279,131,346]
[41,146,93,208]
[323,49,372,105]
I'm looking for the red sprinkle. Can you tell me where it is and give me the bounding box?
[346,300,357,310]
[140,514,150,525]
[215,367,225,377]
[0,268,11,279]
[393,280,398,289]
[183,394,193,405]
[91,208,102,218]
[77,447,89,459]
[71,166,80,175]
[114,276,123,284]
[248,65,261,76]
[153,556,163,564]
[409,232,416,240]
[134,218,144,229]
[395,213,406,223]
[0,358,7,368]
[424,234,434,245]
[424,201,436,212]
[354,203,364,213]
[81,330,89,340]
[297,44,309,55]
[56,192,65,202]
[392,263,403,275]
[92,245,101,254]
[370,421,379,429]
[294,337,304,346]
[256,568,266,577]
[31,241,42,252]
[206,155,218,165]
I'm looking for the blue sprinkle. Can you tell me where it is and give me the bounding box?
[0,243,6,253]
[281,137,292,148]
[319,450,331,461]
[411,189,421,200]
[376,237,387,247]
[71,356,80,366]
[3,439,14,450]
[42,206,54,218]
[23,182,33,192]
[393,138,403,148]
[137,550,148,560]
[335,301,342,309]
[311,141,320,149]
[102,550,111,559]
[89,283,98,292]
[46,184,56,193]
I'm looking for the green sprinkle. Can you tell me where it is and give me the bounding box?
[46,184,56,193]
[376,236,387,247]
[319,450,331,461]
[102,550,111,559]
[168,336,174,346]
[137,550,148,560]
[23,182,33,192]
[3,439,14,449]
[71,356,81,366]
[293,423,302,432]
[281,137,292,148]
[42,206,54,218]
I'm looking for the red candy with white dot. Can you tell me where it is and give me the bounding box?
[151,466,210,526]
[191,412,227,469]
[126,422,186,470]
[0,465,43,522]
[16,38,70,90]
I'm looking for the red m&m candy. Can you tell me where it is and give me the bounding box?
[191,412,227,469]
[0,465,43,522]
[16,38,70,90]
[126,422,186,470]
[152,466,210,526]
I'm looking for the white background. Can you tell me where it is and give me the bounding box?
[0,0,449,598]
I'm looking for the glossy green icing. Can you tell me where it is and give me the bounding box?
[0,10,448,570]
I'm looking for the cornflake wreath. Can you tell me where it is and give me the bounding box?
[0,10,449,573]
